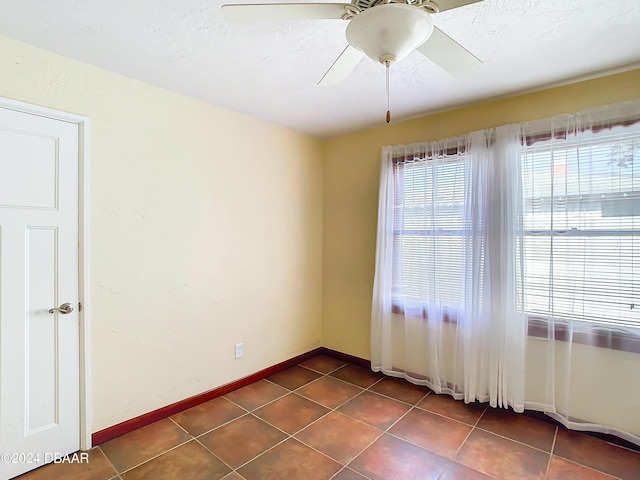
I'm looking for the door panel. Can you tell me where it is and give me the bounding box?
[26,226,58,434]
[0,107,80,480]
[0,129,58,209]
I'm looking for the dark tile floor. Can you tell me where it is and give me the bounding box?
[16,354,640,480]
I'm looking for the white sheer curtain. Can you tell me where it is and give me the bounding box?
[371,99,640,445]
[371,125,526,410]
[520,101,640,444]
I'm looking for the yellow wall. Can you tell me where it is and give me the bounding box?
[322,68,640,359]
[0,35,324,431]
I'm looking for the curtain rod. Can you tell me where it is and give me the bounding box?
[392,115,640,163]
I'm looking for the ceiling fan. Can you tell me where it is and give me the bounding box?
[222,0,484,122]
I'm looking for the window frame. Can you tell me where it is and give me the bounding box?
[390,149,471,324]
[389,119,640,354]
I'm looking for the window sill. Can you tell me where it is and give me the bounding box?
[527,316,640,354]
[391,301,640,354]
[391,302,458,324]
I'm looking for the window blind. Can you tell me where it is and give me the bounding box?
[520,130,639,328]
[392,155,472,311]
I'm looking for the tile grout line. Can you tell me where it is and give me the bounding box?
[436,459,501,480]
[338,426,386,477]
[97,445,121,479]
[168,416,191,435]
[329,466,372,480]
[551,428,630,480]
[290,371,365,395]
[213,429,292,473]
[412,402,486,429]
[442,405,491,478]
[297,361,349,376]
[604,441,640,455]
[189,410,252,439]
[363,383,431,408]
[191,434,239,474]
[473,425,557,455]
[242,378,291,407]
[471,402,489,428]
[434,460,454,480]
[296,379,366,410]
[112,436,195,476]
[544,426,558,479]
[552,456,624,480]
[452,418,478,459]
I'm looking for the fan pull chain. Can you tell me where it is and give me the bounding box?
[380,55,395,124]
[385,58,391,124]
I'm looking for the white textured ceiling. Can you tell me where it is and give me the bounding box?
[0,0,639,137]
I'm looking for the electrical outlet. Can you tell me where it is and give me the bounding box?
[235,343,243,359]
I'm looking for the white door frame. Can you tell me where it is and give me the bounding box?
[0,96,92,450]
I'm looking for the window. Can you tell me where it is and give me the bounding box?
[520,129,639,329]
[391,148,480,320]
[390,126,640,332]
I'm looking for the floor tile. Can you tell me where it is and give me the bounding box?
[121,441,230,480]
[253,393,329,434]
[439,462,494,480]
[349,433,449,480]
[223,380,288,411]
[237,438,341,480]
[100,418,191,473]
[197,414,287,469]
[330,364,382,388]
[368,377,428,405]
[15,447,117,480]
[416,393,486,425]
[295,411,381,464]
[331,467,369,479]
[170,396,246,436]
[299,355,347,374]
[296,376,363,409]
[389,407,471,458]
[42,361,640,480]
[477,407,556,452]
[547,455,620,480]
[455,428,549,480]
[337,391,410,430]
[554,428,640,480]
[267,366,323,390]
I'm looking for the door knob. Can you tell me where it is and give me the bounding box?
[48,303,74,314]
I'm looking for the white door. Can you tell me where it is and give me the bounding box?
[0,107,80,480]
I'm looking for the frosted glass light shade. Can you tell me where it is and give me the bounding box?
[346,4,434,63]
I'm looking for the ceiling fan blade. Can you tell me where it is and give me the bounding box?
[432,0,484,12]
[318,45,364,87]
[222,3,350,22]
[416,27,482,77]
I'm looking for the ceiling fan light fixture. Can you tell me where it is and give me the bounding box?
[346,3,434,64]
